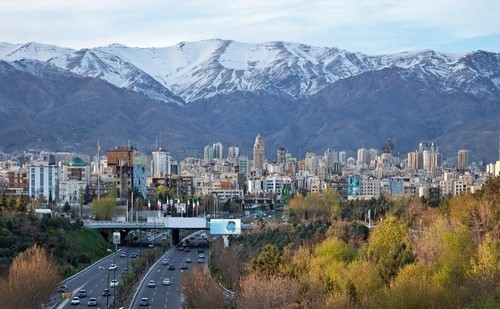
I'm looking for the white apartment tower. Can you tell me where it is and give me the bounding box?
[59,157,90,207]
[203,145,214,160]
[152,148,171,177]
[228,146,240,159]
[29,153,58,202]
[357,148,370,165]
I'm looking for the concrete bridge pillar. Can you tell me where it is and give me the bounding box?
[172,228,180,246]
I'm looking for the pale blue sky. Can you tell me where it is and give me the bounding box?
[1,0,499,54]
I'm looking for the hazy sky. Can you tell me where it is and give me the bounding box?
[1,0,499,54]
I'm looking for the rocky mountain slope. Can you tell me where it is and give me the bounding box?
[0,40,499,163]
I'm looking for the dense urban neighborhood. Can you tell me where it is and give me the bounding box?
[0,135,498,213]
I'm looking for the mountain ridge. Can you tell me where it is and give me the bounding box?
[0,40,499,163]
[2,39,499,103]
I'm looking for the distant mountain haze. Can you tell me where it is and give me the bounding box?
[0,40,498,162]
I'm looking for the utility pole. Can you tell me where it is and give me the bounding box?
[131,191,134,222]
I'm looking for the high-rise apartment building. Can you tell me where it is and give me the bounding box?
[277,147,286,163]
[458,150,469,171]
[152,148,171,177]
[203,145,214,160]
[304,151,318,174]
[357,148,370,165]
[408,141,440,171]
[213,142,223,159]
[29,153,58,202]
[107,145,134,199]
[253,134,265,170]
[238,156,250,175]
[338,151,347,164]
[228,146,239,159]
[59,157,90,207]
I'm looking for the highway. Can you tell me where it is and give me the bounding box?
[130,232,209,308]
[56,247,139,308]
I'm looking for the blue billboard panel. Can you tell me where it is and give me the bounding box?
[210,219,241,235]
[346,176,360,195]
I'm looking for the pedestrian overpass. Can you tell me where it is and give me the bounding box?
[83,217,253,245]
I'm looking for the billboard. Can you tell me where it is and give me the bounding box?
[346,176,360,196]
[210,219,241,235]
[112,232,121,244]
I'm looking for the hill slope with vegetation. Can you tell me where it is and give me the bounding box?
[184,177,499,308]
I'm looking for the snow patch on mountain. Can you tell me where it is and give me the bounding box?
[1,40,498,103]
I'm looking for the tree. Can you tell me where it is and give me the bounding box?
[91,196,116,220]
[63,201,71,215]
[361,216,414,283]
[79,187,84,218]
[236,273,299,309]
[250,244,282,278]
[0,245,60,309]
[210,239,243,289]
[181,266,225,309]
[91,183,118,220]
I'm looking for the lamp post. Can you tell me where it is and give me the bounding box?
[113,267,116,308]
[106,268,110,308]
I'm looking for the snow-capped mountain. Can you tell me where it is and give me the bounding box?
[1,40,499,103]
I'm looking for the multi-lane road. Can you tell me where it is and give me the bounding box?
[53,231,209,308]
[130,233,209,308]
[56,246,139,308]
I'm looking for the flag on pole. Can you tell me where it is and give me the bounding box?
[157,199,161,210]
[148,199,151,210]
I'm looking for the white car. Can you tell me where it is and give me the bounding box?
[162,259,169,265]
[70,296,80,305]
[162,278,171,285]
[110,279,119,287]
[109,264,117,271]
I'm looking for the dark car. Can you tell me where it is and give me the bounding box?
[57,285,68,293]
[168,264,175,270]
[77,289,87,298]
[103,288,111,296]
[181,264,187,270]
[139,297,149,306]
[87,297,98,306]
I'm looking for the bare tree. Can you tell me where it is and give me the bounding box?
[235,273,299,309]
[210,238,243,289]
[0,245,60,309]
[181,266,225,309]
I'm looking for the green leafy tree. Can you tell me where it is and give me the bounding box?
[0,191,7,211]
[91,185,118,221]
[79,187,84,218]
[63,201,71,215]
[250,244,282,278]
[361,216,414,283]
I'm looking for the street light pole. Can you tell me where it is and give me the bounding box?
[106,270,109,308]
